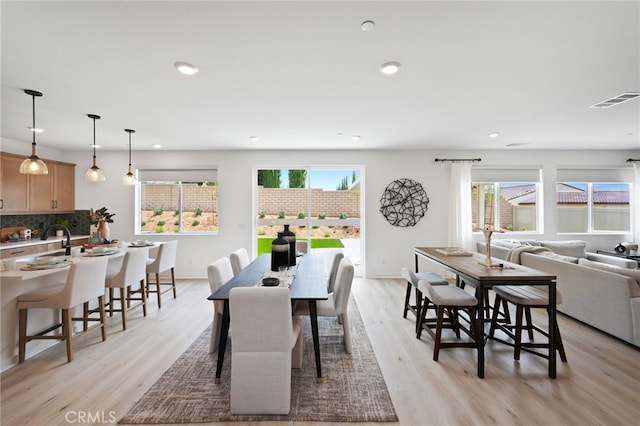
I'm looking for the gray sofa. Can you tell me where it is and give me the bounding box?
[477,240,640,347]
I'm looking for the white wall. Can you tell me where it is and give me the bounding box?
[3,138,638,278]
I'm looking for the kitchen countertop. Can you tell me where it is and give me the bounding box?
[0,235,89,250]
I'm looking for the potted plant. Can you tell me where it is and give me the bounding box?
[89,207,115,241]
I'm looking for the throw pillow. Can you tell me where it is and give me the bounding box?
[541,240,587,258]
[578,258,640,297]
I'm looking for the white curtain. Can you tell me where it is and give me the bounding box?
[447,163,473,251]
[634,163,640,244]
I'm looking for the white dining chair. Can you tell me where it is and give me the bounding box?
[229,248,250,276]
[294,257,354,353]
[207,257,234,353]
[229,287,303,415]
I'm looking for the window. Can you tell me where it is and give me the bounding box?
[471,167,541,233]
[556,167,633,234]
[136,168,218,234]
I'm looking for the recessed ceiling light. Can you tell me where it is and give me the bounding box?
[361,20,375,31]
[90,144,101,149]
[488,132,501,138]
[174,61,199,75]
[152,144,162,149]
[379,61,401,75]
[249,136,261,141]
[29,127,43,133]
[337,132,344,136]
[351,135,361,141]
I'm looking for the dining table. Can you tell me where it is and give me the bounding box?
[208,252,329,383]
[414,247,558,379]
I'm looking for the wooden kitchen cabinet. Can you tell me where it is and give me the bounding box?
[0,153,29,213]
[0,152,75,214]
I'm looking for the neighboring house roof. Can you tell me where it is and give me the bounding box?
[501,184,629,205]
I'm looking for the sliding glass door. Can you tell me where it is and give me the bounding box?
[255,166,363,275]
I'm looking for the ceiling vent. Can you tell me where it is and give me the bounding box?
[589,92,640,108]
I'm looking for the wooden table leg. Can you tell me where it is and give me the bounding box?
[308,300,322,381]
[215,300,230,384]
[548,280,557,379]
[477,282,485,379]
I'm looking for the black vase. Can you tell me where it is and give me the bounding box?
[271,232,290,271]
[281,224,296,266]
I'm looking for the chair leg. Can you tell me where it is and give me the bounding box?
[514,305,524,360]
[489,294,502,338]
[82,302,89,331]
[417,297,429,339]
[62,309,73,362]
[548,308,568,362]
[403,282,411,318]
[108,288,114,316]
[140,279,147,316]
[524,307,534,340]
[433,306,445,361]
[171,267,177,298]
[120,288,127,330]
[98,295,107,341]
[342,312,352,354]
[18,309,27,363]
[155,273,162,308]
[414,288,423,333]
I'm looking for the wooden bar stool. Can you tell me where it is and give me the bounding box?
[145,240,178,308]
[417,279,478,361]
[489,285,567,362]
[18,258,109,363]
[401,267,448,333]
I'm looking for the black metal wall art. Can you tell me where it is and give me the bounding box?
[379,178,429,227]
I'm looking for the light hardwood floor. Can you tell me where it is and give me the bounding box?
[1,277,639,425]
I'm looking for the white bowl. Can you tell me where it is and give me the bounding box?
[36,255,63,265]
[91,247,108,254]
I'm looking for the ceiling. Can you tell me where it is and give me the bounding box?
[1,1,639,152]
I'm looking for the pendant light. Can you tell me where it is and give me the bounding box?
[85,114,105,182]
[122,128,137,185]
[19,89,48,174]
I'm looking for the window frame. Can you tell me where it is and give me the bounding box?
[135,167,218,236]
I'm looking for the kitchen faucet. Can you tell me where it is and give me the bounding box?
[40,225,72,256]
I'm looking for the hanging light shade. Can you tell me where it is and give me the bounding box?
[122,128,137,185]
[85,114,105,182]
[19,89,48,175]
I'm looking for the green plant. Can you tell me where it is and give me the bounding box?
[89,207,115,225]
[328,225,334,228]
[258,228,267,236]
[324,231,331,237]
[157,220,166,226]
[312,225,319,229]
[339,212,348,219]
[299,225,306,229]
[173,220,179,226]
[297,212,306,219]
[318,212,326,219]
[141,220,146,227]
[154,226,164,233]
[278,210,286,219]
[152,207,163,216]
[194,207,203,216]
[174,208,179,216]
[191,220,200,226]
[174,227,179,233]
[259,211,266,219]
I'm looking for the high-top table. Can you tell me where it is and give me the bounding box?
[414,247,558,379]
[208,253,328,382]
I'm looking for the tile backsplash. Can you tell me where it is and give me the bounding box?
[0,211,92,235]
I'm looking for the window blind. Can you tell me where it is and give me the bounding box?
[556,166,633,182]
[470,167,541,182]
[137,167,218,182]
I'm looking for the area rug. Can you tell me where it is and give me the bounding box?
[118,298,398,423]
